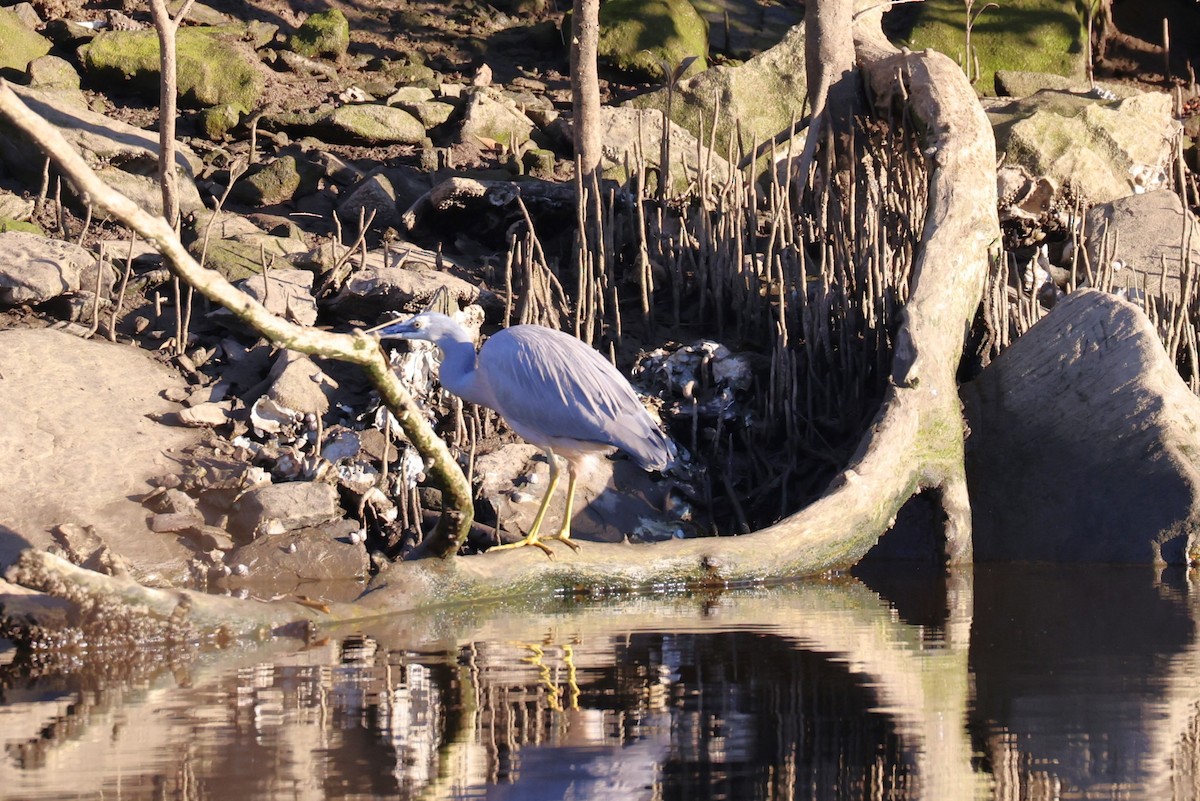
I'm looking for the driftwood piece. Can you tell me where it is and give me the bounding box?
[0,9,1000,644]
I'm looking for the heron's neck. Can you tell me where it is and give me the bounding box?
[437,337,489,406]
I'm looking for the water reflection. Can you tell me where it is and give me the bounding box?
[0,565,1197,800]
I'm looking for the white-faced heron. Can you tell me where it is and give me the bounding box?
[378,311,674,556]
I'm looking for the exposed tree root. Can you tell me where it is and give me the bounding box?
[0,9,999,647]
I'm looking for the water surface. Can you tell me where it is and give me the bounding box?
[1,564,1197,800]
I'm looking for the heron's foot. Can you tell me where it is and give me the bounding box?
[489,534,557,559]
[540,533,581,552]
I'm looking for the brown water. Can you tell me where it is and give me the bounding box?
[1,564,1197,801]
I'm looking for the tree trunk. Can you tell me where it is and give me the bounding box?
[0,5,1000,644]
[570,0,601,181]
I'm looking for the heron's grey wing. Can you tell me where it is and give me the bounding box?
[479,327,672,469]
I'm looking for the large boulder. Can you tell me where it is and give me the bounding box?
[1082,190,1200,303]
[0,6,51,74]
[597,0,708,81]
[0,231,112,306]
[79,25,267,112]
[0,329,201,583]
[903,0,1087,95]
[986,89,1179,203]
[629,23,807,165]
[962,290,1200,564]
[0,86,204,215]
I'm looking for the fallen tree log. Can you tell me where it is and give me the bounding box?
[0,6,999,644]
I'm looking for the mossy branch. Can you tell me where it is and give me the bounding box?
[0,78,475,558]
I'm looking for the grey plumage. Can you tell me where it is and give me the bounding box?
[378,311,674,554]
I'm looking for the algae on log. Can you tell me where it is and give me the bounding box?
[0,6,999,644]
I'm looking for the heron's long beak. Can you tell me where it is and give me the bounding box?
[366,316,414,338]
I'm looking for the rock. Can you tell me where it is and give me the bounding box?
[26,54,81,91]
[203,235,310,282]
[597,0,708,81]
[457,87,535,149]
[0,191,33,222]
[230,153,322,206]
[1083,190,1200,303]
[986,89,1178,203]
[0,231,114,306]
[178,401,237,427]
[266,350,339,415]
[187,210,309,282]
[0,86,204,215]
[474,443,674,544]
[0,6,51,73]
[337,172,402,230]
[904,0,1086,95]
[629,23,806,164]
[221,520,369,595]
[522,147,556,178]
[287,8,350,59]
[0,328,201,582]
[266,104,426,145]
[962,290,1200,564]
[994,70,1136,100]
[200,103,242,140]
[7,2,40,28]
[387,86,435,105]
[380,56,438,89]
[40,18,97,48]
[78,25,266,112]
[234,268,318,326]
[324,246,480,320]
[402,99,456,129]
[227,481,343,543]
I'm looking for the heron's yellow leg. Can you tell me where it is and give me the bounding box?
[490,449,560,557]
[543,463,581,551]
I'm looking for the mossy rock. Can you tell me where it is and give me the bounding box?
[229,154,321,206]
[597,0,708,81]
[0,7,51,74]
[287,9,350,59]
[194,234,308,282]
[903,0,1086,96]
[324,104,427,144]
[79,25,265,112]
[26,54,80,91]
[630,23,806,166]
[201,103,242,140]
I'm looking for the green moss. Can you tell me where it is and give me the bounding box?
[0,218,43,235]
[904,0,1086,96]
[79,26,264,112]
[287,9,350,59]
[0,7,51,73]
[597,0,708,81]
